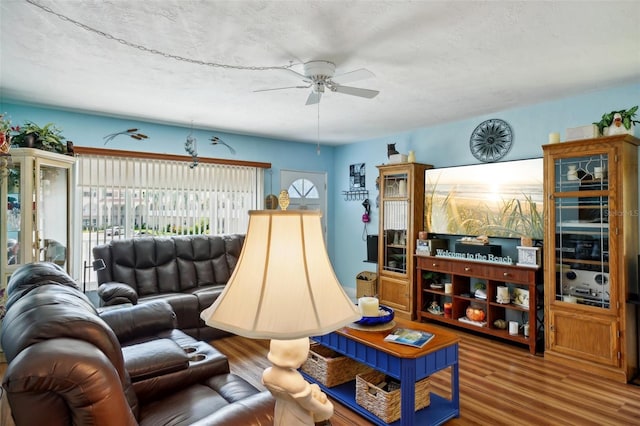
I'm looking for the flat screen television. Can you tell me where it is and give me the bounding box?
[424,158,544,240]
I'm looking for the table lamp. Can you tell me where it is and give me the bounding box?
[201,191,361,425]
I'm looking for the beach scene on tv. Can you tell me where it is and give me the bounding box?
[425,159,544,240]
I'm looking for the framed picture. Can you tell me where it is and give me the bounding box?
[350,163,366,189]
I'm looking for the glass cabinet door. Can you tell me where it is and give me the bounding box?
[5,161,21,268]
[381,171,409,274]
[1,148,74,286]
[552,154,610,309]
[37,162,69,268]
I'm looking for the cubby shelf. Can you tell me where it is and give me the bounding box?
[416,254,542,354]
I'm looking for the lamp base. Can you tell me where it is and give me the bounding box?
[262,338,334,426]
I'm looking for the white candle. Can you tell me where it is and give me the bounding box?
[548,132,560,144]
[358,297,380,317]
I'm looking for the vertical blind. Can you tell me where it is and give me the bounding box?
[74,152,263,290]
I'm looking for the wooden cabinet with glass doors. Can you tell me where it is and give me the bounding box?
[543,135,638,383]
[377,162,432,319]
[1,148,75,289]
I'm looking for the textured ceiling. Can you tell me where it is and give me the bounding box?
[1,0,639,145]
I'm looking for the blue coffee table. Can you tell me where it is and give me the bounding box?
[307,318,460,426]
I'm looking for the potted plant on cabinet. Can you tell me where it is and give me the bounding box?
[593,106,639,136]
[12,121,68,154]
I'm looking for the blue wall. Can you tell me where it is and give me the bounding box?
[3,82,639,295]
[1,101,338,257]
[331,82,640,294]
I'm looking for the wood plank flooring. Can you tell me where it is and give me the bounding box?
[211,324,640,426]
[2,324,640,425]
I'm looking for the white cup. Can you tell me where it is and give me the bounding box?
[444,283,453,294]
[523,323,530,338]
[563,295,578,304]
[509,321,519,335]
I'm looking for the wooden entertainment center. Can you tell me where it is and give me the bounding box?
[416,254,542,354]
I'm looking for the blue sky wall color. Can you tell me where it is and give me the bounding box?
[2,81,640,296]
[331,82,639,297]
[1,100,338,272]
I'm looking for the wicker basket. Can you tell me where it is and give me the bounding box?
[355,370,430,423]
[356,271,377,297]
[301,344,372,387]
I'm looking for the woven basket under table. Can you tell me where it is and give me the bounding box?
[301,343,372,387]
[355,370,430,423]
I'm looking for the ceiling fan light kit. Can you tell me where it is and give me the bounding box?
[257,60,379,105]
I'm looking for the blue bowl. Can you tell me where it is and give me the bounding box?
[354,305,395,325]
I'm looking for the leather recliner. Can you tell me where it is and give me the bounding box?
[1,262,274,426]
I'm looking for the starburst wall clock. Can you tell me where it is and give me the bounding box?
[469,119,513,162]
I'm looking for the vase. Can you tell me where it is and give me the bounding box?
[605,123,634,136]
[24,133,37,148]
[398,179,407,196]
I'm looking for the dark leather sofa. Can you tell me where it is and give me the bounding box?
[92,234,244,341]
[1,262,274,426]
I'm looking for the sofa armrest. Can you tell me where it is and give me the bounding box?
[122,338,189,381]
[99,300,177,343]
[3,338,138,426]
[98,282,138,306]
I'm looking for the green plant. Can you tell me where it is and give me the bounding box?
[593,106,639,136]
[474,281,486,290]
[422,271,444,284]
[12,121,67,154]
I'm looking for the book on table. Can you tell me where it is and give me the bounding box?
[384,328,435,348]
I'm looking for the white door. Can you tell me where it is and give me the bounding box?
[280,170,327,238]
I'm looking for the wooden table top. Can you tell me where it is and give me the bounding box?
[334,317,461,359]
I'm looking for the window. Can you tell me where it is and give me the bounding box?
[74,150,264,291]
[288,178,319,200]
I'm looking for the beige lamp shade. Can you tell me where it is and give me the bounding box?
[201,209,361,339]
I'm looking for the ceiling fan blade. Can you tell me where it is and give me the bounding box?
[333,85,379,99]
[282,66,309,80]
[254,85,311,93]
[306,91,322,105]
[331,68,375,84]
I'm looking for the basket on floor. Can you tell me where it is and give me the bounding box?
[356,271,377,297]
[355,370,430,423]
[301,343,372,387]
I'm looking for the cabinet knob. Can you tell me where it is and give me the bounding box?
[464,267,471,271]
[503,272,509,277]
[432,263,438,267]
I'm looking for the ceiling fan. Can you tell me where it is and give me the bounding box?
[255,60,379,105]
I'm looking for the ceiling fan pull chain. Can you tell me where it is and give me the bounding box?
[316,101,321,156]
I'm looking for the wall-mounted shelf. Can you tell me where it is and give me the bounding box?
[342,189,368,201]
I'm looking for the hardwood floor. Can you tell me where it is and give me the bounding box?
[212,324,640,426]
[2,325,640,425]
